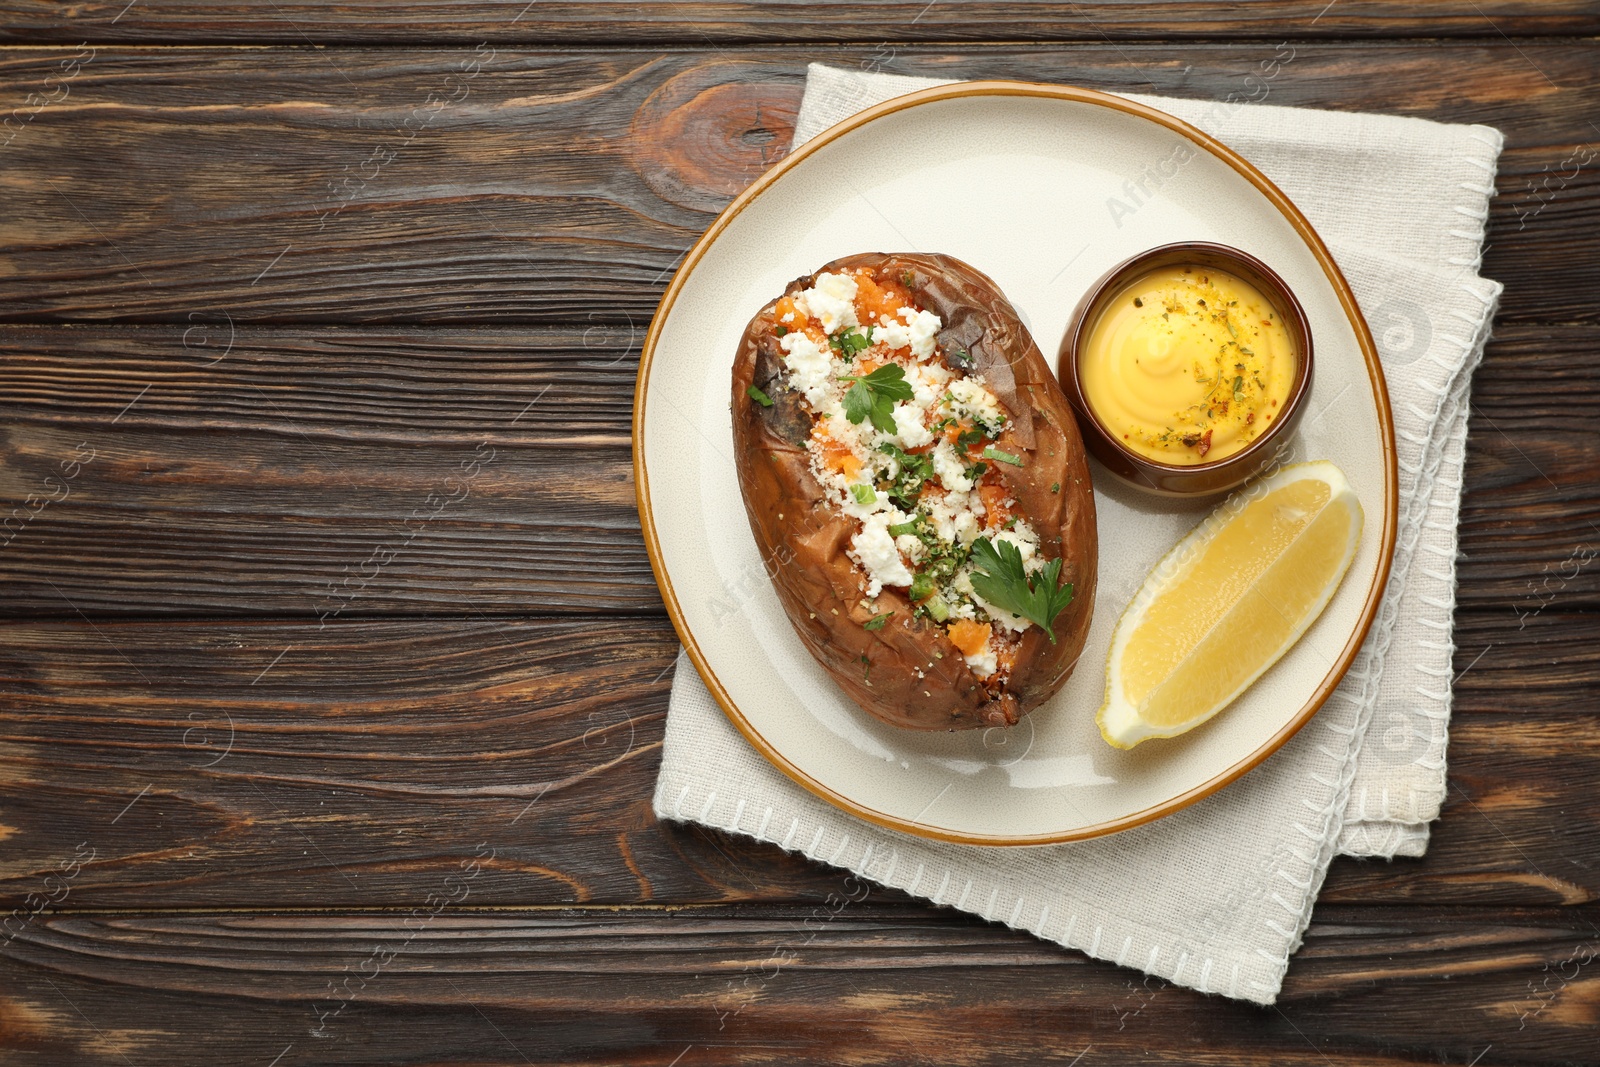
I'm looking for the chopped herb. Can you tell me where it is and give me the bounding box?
[909,571,938,602]
[774,325,789,337]
[899,270,915,287]
[982,445,1023,467]
[956,427,985,451]
[746,385,774,407]
[1133,296,1144,308]
[968,538,1075,642]
[876,442,935,506]
[850,484,876,506]
[1225,317,1239,339]
[839,364,913,434]
[964,460,989,482]
[863,611,893,632]
[1050,482,1060,493]
[1232,375,1245,401]
[830,327,872,358]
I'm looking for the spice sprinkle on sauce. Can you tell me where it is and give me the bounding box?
[1079,265,1295,465]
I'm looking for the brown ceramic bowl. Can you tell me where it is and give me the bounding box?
[1057,242,1314,496]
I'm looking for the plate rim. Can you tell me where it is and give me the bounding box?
[633,79,1399,846]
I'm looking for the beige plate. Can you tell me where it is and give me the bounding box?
[634,82,1396,845]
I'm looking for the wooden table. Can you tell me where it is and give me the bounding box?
[1,4,1596,1063]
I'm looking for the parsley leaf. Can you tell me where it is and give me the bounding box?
[956,427,985,451]
[746,385,774,407]
[863,611,893,631]
[839,363,913,400]
[968,537,1074,642]
[840,364,913,435]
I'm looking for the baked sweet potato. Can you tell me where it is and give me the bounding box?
[731,252,1097,730]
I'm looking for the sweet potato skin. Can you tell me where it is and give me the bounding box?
[731,253,1097,731]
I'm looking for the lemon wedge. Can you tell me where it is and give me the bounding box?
[1098,461,1364,749]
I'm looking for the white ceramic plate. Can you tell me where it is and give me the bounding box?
[635,82,1396,845]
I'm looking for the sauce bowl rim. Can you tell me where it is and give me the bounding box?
[1059,239,1315,478]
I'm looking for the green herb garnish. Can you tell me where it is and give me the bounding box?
[909,571,938,602]
[876,442,934,507]
[746,385,773,407]
[830,327,872,359]
[956,427,985,451]
[1050,482,1060,493]
[982,446,1023,467]
[840,364,913,434]
[774,325,789,337]
[968,537,1074,642]
[850,484,876,506]
[964,460,988,482]
[863,611,893,632]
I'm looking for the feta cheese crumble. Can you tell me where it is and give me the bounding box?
[795,272,860,334]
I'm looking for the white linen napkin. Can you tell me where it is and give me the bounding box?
[653,64,1502,1003]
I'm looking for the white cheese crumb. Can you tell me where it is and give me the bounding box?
[851,512,915,597]
[795,272,860,334]
[873,315,912,352]
[953,509,982,545]
[900,306,942,359]
[896,534,927,563]
[905,361,950,407]
[891,401,932,448]
[964,634,998,679]
[780,331,834,407]
[991,523,1044,573]
[947,377,1006,433]
[930,441,973,493]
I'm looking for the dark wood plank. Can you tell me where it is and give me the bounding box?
[0,327,657,616]
[0,615,863,909]
[2,322,1596,617]
[1,905,1596,1064]
[3,0,1597,45]
[0,611,1594,910]
[0,45,1594,325]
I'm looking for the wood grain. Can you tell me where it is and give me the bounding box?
[0,46,1594,325]
[0,327,657,616]
[1,906,1596,1064]
[0,611,1592,911]
[3,323,1597,616]
[3,0,1597,45]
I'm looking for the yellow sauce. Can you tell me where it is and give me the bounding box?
[1080,265,1296,465]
